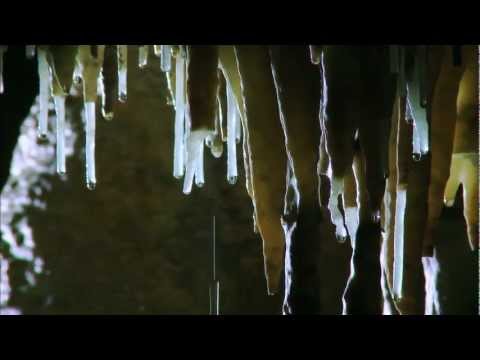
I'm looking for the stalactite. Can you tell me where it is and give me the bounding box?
[0,45,7,94]
[117,45,128,102]
[37,47,50,139]
[85,101,96,190]
[161,45,172,72]
[53,95,66,175]
[226,82,238,185]
[138,45,148,69]
[173,48,186,179]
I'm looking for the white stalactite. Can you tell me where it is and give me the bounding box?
[183,130,210,195]
[328,176,348,241]
[54,95,66,175]
[85,101,96,190]
[344,206,359,244]
[117,45,128,102]
[138,45,148,69]
[393,186,407,299]
[226,83,238,185]
[37,47,50,139]
[153,45,162,57]
[173,51,186,179]
[194,138,205,188]
[0,46,7,94]
[161,45,172,72]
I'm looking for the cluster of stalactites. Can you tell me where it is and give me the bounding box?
[0,45,174,190]
[171,46,242,195]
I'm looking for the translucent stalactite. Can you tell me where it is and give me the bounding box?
[78,45,104,190]
[85,101,96,190]
[328,177,347,242]
[226,83,238,185]
[153,45,162,57]
[54,95,66,175]
[0,46,7,94]
[37,47,50,139]
[194,139,205,188]
[117,45,128,102]
[183,130,210,195]
[25,45,36,59]
[161,45,172,72]
[393,187,407,299]
[138,45,148,69]
[173,52,186,179]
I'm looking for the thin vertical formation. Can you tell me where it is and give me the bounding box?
[37,47,50,139]
[173,50,186,179]
[226,83,238,184]
[0,46,6,94]
[54,95,66,175]
[117,45,128,102]
[138,45,148,69]
[393,187,407,299]
[85,101,96,190]
[194,138,205,188]
[161,45,172,72]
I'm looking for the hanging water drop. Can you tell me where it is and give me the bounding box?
[226,83,238,185]
[26,45,36,59]
[138,45,148,69]
[173,50,186,179]
[117,45,128,102]
[85,101,96,190]
[54,95,66,175]
[161,45,172,72]
[0,46,6,94]
[37,47,50,139]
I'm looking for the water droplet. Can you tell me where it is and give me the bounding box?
[412,153,422,161]
[196,181,204,188]
[227,176,237,185]
[86,181,96,191]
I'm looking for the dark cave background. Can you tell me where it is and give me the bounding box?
[0,46,477,315]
